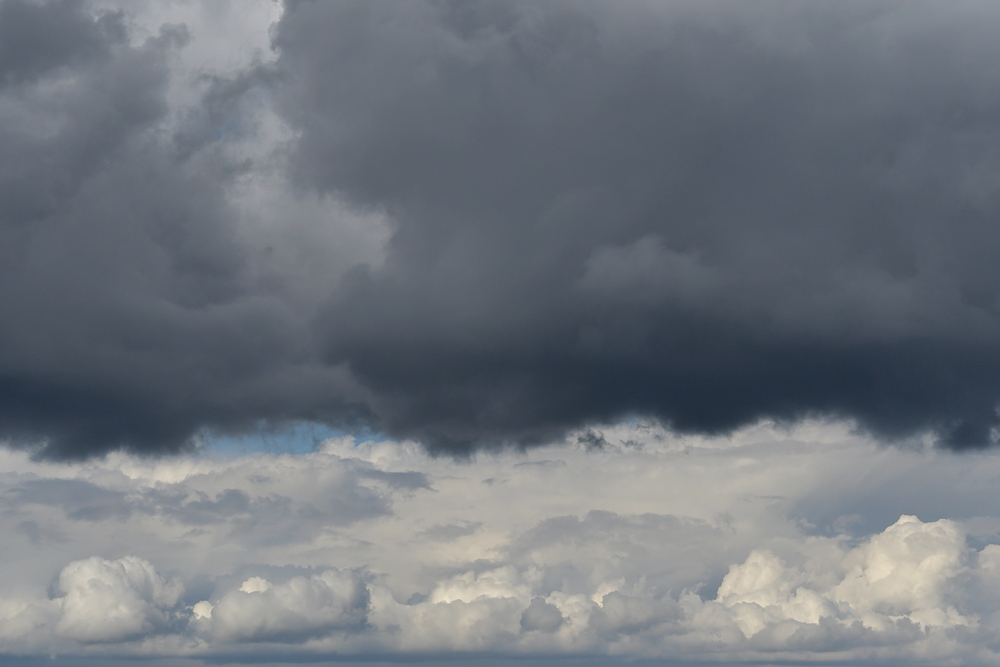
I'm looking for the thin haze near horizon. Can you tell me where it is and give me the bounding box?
[5,1,1000,665]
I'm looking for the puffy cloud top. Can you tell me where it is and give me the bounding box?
[55,555,183,642]
[715,516,973,638]
[197,569,370,643]
[2,427,1000,663]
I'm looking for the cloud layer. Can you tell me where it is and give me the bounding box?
[9,7,1000,664]
[276,0,1000,450]
[4,422,1000,663]
[3,1,1000,455]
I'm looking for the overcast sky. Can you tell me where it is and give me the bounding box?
[5,0,1000,664]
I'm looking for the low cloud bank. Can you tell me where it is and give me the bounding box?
[2,421,1000,663]
[3,513,996,661]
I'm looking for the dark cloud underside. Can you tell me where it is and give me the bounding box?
[4,0,1000,456]
[281,1,1000,450]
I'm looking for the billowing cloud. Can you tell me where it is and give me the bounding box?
[274,0,1000,451]
[195,569,369,643]
[0,0,388,458]
[55,555,184,642]
[1,0,1000,456]
[7,4,1000,662]
[710,516,973,638]
[1,422,1000,663]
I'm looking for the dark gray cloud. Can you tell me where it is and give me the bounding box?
[276,0,1000,451]
[0,0,367,457]
[5,0,1000,457]
[0,0,124,86]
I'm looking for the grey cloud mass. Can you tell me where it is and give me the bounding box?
[281,0,1000,451]
[5,0,1000,456]
[0,0,372,457]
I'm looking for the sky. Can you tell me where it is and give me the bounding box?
[5,0,1000,664]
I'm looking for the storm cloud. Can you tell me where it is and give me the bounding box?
[281,0,1000,451]
[5,0,1000,456]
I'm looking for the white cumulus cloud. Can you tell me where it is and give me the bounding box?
[54,556,183,643]
[710,515,974,640]
[197,569,369,643]
[3,420,1000,664]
